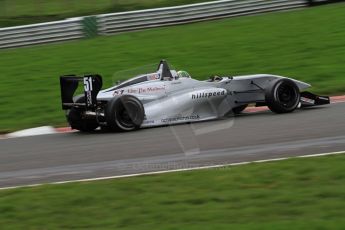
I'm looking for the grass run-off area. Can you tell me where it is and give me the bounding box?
[0,3,344,132]
[0,154,345,229]
[0,0,214,27]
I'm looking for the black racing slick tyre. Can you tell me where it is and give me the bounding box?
[67,96,99,132]
[105,95,145,132]
[232,104,248,114]
[265,78,300,114]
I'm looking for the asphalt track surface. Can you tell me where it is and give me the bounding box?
[1,102,345,188]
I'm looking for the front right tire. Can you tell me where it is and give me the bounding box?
[265,78,300,114]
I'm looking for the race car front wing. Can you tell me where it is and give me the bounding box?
[300,91,330,107]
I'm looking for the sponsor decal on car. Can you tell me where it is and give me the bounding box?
[83,77,93,106]
[192,90,226,99]
[147,73,161,80]
[113,89,125,96]
[140,86,165,94]
[318,96,329,101]
[128,88,139,94]
[113,86,165,96]
[143,120,155,124]
[161,115,200,123]
[301,97,315,104]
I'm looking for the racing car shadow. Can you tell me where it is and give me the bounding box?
[239,105,329,117]
[69,105,329,135]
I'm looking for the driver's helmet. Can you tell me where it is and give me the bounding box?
[177,70,191,79]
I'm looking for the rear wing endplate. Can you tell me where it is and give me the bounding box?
[60,74,103,110]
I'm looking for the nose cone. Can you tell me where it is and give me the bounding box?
[290,79,311,90]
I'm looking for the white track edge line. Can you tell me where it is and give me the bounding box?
[0,150,344,191]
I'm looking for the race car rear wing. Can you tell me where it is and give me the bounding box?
[60,74,103,110]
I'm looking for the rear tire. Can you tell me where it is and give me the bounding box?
[265,78,300,113]
[105,95,145,132]
[67,96,99,132]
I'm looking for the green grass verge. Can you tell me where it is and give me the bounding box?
[0,4,344,132]
[1,154,345,229]
[0,0,215,27]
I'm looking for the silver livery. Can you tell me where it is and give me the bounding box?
[60,60,330,132]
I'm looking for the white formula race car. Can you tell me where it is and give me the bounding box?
[60,60,329,132]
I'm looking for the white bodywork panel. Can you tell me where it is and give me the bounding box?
[96,66,311,128]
